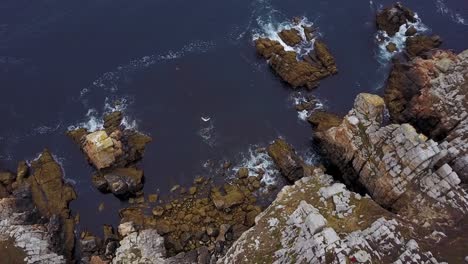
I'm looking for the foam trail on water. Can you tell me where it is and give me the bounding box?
[79,40,215,97]
[198,119,217,147]
[435,0,468,26]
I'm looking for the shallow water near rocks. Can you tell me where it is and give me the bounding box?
[0,0,467,236]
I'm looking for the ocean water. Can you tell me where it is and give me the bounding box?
[0,0,467,235]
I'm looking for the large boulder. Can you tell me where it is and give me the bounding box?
[83,130,123,170]
[267,139,304,182]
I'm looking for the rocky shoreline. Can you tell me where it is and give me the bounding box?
[1,3,467,264]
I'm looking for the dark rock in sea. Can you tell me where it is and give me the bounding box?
[405,35,442,58]
[103,111,123,135]
[386,42,398,52]
[254,17,337,89]
[376,3,416,36]
[267,139,304,182]
[405,25,417,36]
[278,28,302,46]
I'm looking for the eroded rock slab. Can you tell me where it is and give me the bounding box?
[254,18,337,89]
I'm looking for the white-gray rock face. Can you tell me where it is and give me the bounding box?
[317,93,468,226]
[218,169,446,263]
[385,49,468,183]
[113,229,166,264]
[0,197,66,264]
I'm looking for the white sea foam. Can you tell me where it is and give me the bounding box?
[79,40,215,97]
[232,146,280,187]
[375,14,428,64]
[435,0,468,26]
[289,92,325,121]
[253,16,318,57]
[198,119,216,147]
[68,96,138,132]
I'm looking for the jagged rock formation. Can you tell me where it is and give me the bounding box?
[384,49,468,184]
[376,3,416,36]
[0,150,76,263]
[67,111,151,197]
[254,18,337,89]
[375,3,442,56]
[316,93,468,226]
[219,164,450,263]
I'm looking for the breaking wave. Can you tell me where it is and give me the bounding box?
[253,16,318,57]
[289,92,325,121]
[67,97,137,132]
[231,145,280,187]
[375,14,428,64]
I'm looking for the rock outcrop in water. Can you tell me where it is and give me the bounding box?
[254,18,337,89]
[0,150,76,263]
[68,111,151,197]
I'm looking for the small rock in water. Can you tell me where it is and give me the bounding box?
[148,194,159,203]
[386,42,398,53]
